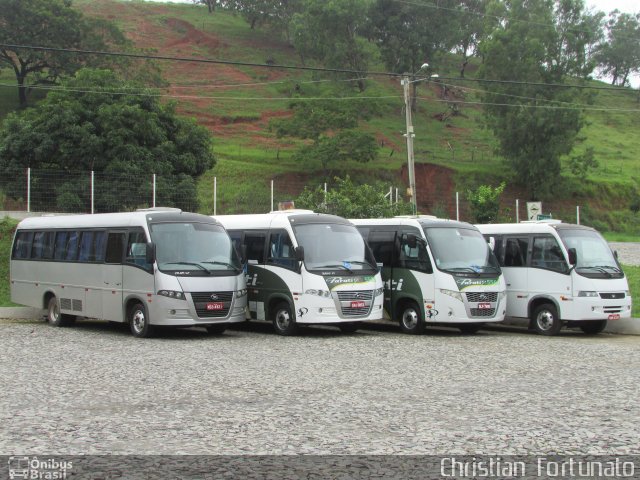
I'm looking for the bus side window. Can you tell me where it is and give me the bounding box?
[503,237,528,267]
[64,231,80,261]
[267,231,296,270]
[532,236,567,273]
[105,232,125,264]
[78,231,94,262]
[398,233,432,273]
[54,232,68,260]
[125,230,151,269]
[245,234,266,264]
[367,230,395,267]
[12,231,34,259]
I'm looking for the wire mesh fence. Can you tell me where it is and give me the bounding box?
[1,168,585,225]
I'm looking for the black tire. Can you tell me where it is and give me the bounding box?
[580,320,607,335]
[206,324,227,335]
[458,323,483,334]
[129,302,154,338]
[339,322,359,334]
[399,301,426,334]
[272,301,298,336]
[47,296,75,327]
[532,303,562,336]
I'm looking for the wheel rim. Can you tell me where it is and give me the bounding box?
[132,309,146,333]
[275,308,291,331]
[536,310,554,331]
[402,308,419,330]
[48,299,59,323]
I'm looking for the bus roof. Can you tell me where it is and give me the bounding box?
[350,217,478,230]
[214,211,353,230]
[476,222,597,235]
[16,211,220,230]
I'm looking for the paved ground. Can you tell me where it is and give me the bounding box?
[1,318,639,456]
[610,242,640,266]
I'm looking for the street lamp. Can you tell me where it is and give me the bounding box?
[402,64,436,216]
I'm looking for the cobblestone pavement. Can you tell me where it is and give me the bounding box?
[610,242,640,266]
[1,318,639,456]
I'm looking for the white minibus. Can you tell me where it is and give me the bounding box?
[10,209,247,338]
[351,217,506,334]
[214,210,385,335]
[476,221,632,335]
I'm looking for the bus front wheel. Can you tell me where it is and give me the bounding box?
[580,320,607,335]
[532,303,562,336]
[129,302,155,338]
[399,302,426,334]
[47,296,75,327]
[273,302,298,336]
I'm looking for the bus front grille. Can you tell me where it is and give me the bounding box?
[191,291,233,318]
[470,308,496,317]
[336,290,373,317]
[600,292,625,299]
[466,292,498,302]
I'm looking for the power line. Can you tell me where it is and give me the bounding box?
[2,42,636,94]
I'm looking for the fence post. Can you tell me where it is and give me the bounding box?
[271,180,274,212]
[152,173,156,208]
[91,171,95,214]
[576,205,580,225]
[324,182,327,207]
[214,177,217,215]
[395,188,399,204]
[516,199,519,223]
[27,167,31,213]
[456,192,459,221]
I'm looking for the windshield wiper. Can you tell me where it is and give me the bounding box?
[314,263,354,274]
[596,265,622,274]
[443,267,481,276]
[164,262,211,274]
[202,260,241,272]
[576,266,612,277]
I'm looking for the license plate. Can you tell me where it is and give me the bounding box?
[206,302,224,311]
[608,314,620,320]
[351,301,366,308]
[478,302,492,309]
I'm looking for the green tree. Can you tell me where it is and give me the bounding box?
[290,0,373,91]
[595,10,640,86]
[478,0,600,200]
[0,0,131,107]
[271,99,379,172]
[296,176,412,218]
[0,68,215,212]
[466,182,505,223]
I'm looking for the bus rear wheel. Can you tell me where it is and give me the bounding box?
[532,303,562,336]
[47,296,75,327]
[273,302,298,336]
[399,302,426,334]
[580,320,607,335]
[129,302,154,338]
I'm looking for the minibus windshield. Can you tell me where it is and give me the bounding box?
[293,223,376,272]
[150,222,241,275]
[558,229,623,278]
[425,227,500,275]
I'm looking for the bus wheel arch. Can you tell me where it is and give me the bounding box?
[529,299,562,336]
[397,298,426,334]
[127,298,154,338]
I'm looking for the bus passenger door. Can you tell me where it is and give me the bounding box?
[244,232,268,320]
[102,231,125,322]
[528,235,571,315]
[366,230,396,320]
[501,236,529,318]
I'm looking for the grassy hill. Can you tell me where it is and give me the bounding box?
[1,0,639,233]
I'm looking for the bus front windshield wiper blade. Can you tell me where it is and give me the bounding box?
[164,262,211,274]
[596,265,622,274]
[202,260,241,272]
[443,267,481,276]
[314,263,354,274]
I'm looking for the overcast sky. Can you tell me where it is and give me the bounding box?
[586,0,638,14]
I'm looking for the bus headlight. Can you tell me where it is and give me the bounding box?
[158,290,186,300]
[374,287,384,296]
[236,288,247,298]
[440,289,463,302]
[578,291,599,298]
[305,289,332,297]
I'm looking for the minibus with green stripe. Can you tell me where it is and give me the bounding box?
[215,211,385,335]
[10,209,247,338]
[351,217,506,334]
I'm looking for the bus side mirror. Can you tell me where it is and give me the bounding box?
[376,262,384,272]
[614,250,619,260]
[145,242,156,264]
[568,247,577,265]
[294,246,305,261]
[405,234,417,249]
[240,245,247,265]
[488,237,496,251]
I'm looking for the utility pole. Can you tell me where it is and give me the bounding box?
[402,75,417,216]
